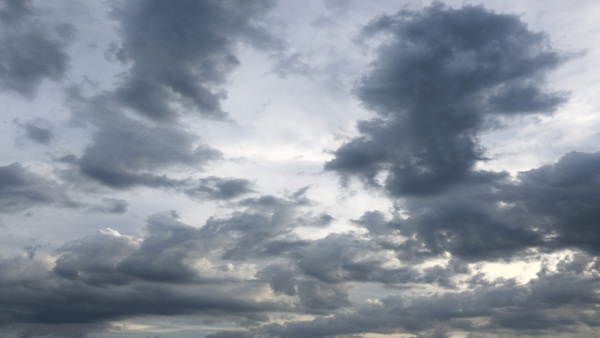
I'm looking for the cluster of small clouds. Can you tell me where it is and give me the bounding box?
[1,1,600,338]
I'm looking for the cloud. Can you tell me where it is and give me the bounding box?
[110,0,282,121]
[0,255,285,328]
[201,192,312,260]
[256,232,468,290]
[61,0,282,191]
[362,151,600,263]
[52,213,262,286]
[4,151,600,336]
[505,151,600,254]
[65,90,222,189]
[77,117,221,189]
[241,264,600,338]
[0,0,74,98]
[0,162,127,214]
[85,198,128,214]
[16,119,54,145]
[1,1,599,337]
[10,323,114,338]
[0,215,292,332]
[325,2,567,196]
[0,162,79,213]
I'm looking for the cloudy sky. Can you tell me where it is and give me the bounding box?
[1,0,600,337]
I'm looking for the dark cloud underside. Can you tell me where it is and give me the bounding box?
[0,162,78,212]
[326,3,566,196]
[63,0,281,191]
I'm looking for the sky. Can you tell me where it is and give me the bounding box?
[1,0,600,337]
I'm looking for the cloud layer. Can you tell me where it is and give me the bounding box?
[326,3,566,196]
[1,1,599,338]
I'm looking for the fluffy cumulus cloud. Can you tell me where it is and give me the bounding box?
[1,1,600,338]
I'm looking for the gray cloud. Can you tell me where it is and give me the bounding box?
[110,0,282,121]
[11,323,114,338]
[0,257,286,329]
[505,151,600,254]
[65,90,222,189]
[51,190,313,288]
[325,3,567,196]
[361,151,600,263]
[52,213,252,285]
[185,176,255,200]
[259,232,469,290]
[78,118,221,189]
[0,162,79,213]
[235,265,600,338]
[0,0,74,98]
[85,198,128,214]
[201,192,311,261]
[0,162,130,215]
[0,214,293,333]
[5,150,600,336]
[61,0,282,191]
[2,1,599,337]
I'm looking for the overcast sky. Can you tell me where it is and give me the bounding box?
[2,0,600,337]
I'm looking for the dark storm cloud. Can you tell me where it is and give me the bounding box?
[357,151,600,263]
[0,0,74,98]
[13,324,115,338]
[201,192,311,260]
[232,265,600,338]
[52,191,312,287]
[54,215,200,285]
[247,150,600,303]
[64,98,253,195]
[505,151,600,254]
[295,213,335,228]
[0,256,287,328]
[0,162,79,213]
[77,117,221,189]
[257,263,353,313]
[325,2,567,196]
[0,214,294,334]
[257,233,468,291]
[110,0,282,121]
[63,0,281,191]
[5,153,600,336]
[3,1,599,337]
[0,162,128,215]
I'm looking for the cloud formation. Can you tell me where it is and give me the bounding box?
[0,0,74,98]
[111,0,281,121]
[59,0,282,193]
[0,162,78,213]
[326,3,566,196]
[1,1,600,338]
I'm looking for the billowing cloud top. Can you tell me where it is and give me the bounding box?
[1,1,600,338]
